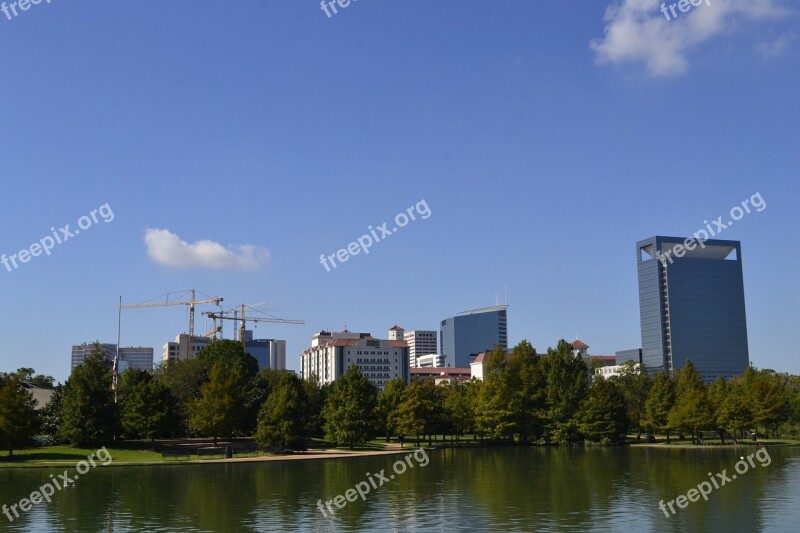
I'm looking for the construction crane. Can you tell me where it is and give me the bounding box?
[205,304,304,347]
[203,325,222,340]
[120,289,224,357]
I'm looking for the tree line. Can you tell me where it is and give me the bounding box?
[1,339,799,455]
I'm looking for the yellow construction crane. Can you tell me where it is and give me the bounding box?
[205,304,304,347]
[120,289,224,357]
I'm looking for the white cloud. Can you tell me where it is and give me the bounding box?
[591,0,789,76]
[143,228,270,270]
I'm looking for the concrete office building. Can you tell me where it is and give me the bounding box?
[162,334,213,363]
[636,236,750,382]
[415,354,445,368]
[71,342,154,372]
[440,305,508,368]
[300,329,410,391]
[403,329,438,367]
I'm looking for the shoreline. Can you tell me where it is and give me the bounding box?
[0,445,420,470]
[3,440,798,469]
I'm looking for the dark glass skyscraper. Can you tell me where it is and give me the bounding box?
[440,306,508,368]
[637,236,749,382]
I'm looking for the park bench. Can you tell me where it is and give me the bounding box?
[231,445,259,458]
[161,450,192,461]
[197,447,226,459]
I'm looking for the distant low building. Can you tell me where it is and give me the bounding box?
[470,341,614,380]
[71,342,153,373]
[300,328,410,391]
[21,382,55,410]
[470,349,516,380]
[415,354,445,368]
[411,367,471,385]
[596,363,641,379]
[162,334,212,363]
[616,348,643,366]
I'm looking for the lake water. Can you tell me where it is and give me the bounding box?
[1,446,799,532]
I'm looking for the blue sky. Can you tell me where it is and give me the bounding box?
[0,0,797,382]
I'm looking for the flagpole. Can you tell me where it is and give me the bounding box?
[114,295,121,403]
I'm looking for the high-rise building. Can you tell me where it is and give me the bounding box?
[71,343,153,372]
[403,329,438,367]
[299,328,410,391]
[241,330,287,370]
[440,305,508,368]
[636,236,749,382]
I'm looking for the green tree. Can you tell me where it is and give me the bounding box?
[579,376,629,444]
[709,377,753,443]
[669,361,714,443]
[442,380,474,441]
[121,378,179,444]
[509,341,547,443]
[543,340,589,444]
[39,385,64,444]
[302,373,328,439]
[196,340,259,380]
[376,378,407,441]
[189,361,248,445]
[0,377,39,456]
[61,352,117,447]
[197,340,263,435]
[15,368,55,389]
[746,369,790,437]
[475,341,546,444]
[642,372,675,443]
[322,366,378,449]
[609,361,651,441]
[155,358,209,437]
[255,373,309,450]
[475,347,516,442]
[394,379,444,447]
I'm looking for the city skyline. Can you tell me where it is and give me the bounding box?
[1,2,796,383]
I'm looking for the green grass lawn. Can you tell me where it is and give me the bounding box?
[0,446,162,468]
[628,434,800,447]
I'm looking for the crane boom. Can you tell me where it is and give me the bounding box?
[205,304,304,345]
[120,289,224,358]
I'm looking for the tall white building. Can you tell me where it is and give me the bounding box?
[403,329,438,367]
[162,334,213,363]
[300,328,410,391]
[71,343,153,373]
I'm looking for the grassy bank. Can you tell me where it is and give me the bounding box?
[0,445,162,468]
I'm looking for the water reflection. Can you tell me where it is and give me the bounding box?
[1,446,798,532]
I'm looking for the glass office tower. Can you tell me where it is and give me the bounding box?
[440,305,508,368]
[637,236,749,382]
